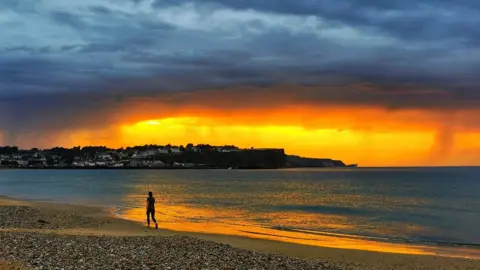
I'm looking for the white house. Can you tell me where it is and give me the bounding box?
[170,147,181,154]
[220,149,237,152]
[151,160,165,168]
[157,148,170,154]
[16,160,29,167]
[72,161,85,167]
[132,150,157,158]
[132,152,150,159]
[97,154,113,161]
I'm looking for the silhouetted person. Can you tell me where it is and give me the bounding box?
[146,191,158,229]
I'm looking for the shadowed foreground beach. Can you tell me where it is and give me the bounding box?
[1,196,479,270]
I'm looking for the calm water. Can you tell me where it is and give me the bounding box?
[1,168,480,258]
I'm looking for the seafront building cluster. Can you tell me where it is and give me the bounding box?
[0,144,351,169]
[0,144,248,169]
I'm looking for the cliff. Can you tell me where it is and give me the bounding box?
[286,155,346,168]
[149,149,286,169]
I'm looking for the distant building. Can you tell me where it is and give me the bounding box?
[85,162,96,167]
[151,160,165,168]
[157,148,169,154]
[220,149,237,152]
[72,161,85,167]
[132,150,157,159]
[96,154,113,161]
[16,160,29,167]
[191,147,201,152]
[170,147,181,154]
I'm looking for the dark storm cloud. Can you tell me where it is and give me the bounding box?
[88,5,112,15]
[50,10,88,30]
[1,0,480,143]
[152,0,480,42]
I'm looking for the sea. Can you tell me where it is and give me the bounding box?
[1,167,479,259]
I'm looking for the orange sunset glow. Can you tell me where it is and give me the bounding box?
[12,102,477,167]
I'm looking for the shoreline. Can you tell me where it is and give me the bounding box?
[6,194,477,258]
[3,195,480,256]
[1,196,480,269]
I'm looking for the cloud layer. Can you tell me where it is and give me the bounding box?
[1,0,479,146]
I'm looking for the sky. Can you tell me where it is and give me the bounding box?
[1,0,479,166]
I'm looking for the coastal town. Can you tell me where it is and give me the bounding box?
[0,145,350,169]
[0,144,247,169]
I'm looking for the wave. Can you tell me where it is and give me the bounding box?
[269,225,480,248]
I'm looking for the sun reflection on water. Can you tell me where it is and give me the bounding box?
[107,172,480,260]
[113,202,480,259]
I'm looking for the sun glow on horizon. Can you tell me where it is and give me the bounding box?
[8,108,480,166]
[115,116,456,166]
[143,120,162,126]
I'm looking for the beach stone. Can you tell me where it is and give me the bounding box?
[0,232,342,270]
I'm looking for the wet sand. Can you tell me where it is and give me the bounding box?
[1,196,479,269]
[0,260,27,270]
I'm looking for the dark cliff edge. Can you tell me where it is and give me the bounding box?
[150,149,287,169]
[286,155,347,168]
[148,150,350,169]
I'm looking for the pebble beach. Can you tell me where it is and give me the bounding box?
[1,197,480,270]
[1,232,342,270]
[0,204,339,270]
